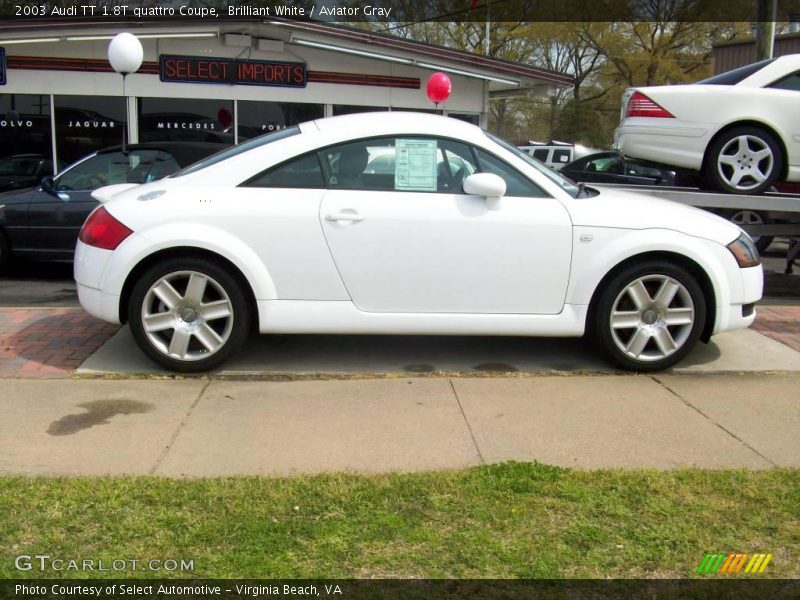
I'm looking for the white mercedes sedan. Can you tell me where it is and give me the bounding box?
[615,54,800,194]
[75,112,762,372]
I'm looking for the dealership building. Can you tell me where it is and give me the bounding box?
[0,18,571,169]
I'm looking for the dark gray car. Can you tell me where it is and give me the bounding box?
[561,151,698,187]
[0,142,226,266]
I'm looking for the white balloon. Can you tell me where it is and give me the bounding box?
[107,32,143,75]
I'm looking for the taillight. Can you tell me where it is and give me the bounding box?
[625,91,674,118]
[79,206,133,250]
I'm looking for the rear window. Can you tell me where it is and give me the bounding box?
[171,126,300,177]
[697,59,775,85]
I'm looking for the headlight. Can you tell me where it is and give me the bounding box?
[726,233,760,268]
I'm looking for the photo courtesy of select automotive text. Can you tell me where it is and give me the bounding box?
[1,0,800,598]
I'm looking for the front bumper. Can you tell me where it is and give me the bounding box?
[713,264,763,334]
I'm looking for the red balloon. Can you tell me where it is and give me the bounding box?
[426,72,452,104]
[218,108,233,128]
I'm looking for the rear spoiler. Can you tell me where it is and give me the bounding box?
[91,183,140,204]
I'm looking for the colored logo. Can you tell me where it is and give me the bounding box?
[696,552,772,574]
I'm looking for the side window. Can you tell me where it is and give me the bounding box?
[474,149,548,197]
[319,137,476,193]
[243,153,324,188]
[585,156,621,173]
[552,149,571,166]
[144,152,181,181]
[56,150,175,191]
[770,71,800,92]
[320,138,395,190]
[436,139,476,193]
[532,148,549,162]
[625,161,662,178]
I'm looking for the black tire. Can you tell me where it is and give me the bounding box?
[128,256,250,372]
[720,209,773,253]
[592,261,706,372]
[704,126,783,195]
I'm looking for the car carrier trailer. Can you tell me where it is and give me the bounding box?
[592,184,800,274]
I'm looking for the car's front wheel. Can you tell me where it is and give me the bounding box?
[128,257,250,372]
[592,261,706,371]
[705,126,783,195]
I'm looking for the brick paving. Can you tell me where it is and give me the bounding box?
[752,305,800,353]
[0,308,118,379]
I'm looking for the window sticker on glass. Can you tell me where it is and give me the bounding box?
[395,139,437,192]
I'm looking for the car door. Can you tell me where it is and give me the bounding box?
[319,136,573,315]
[27,149,177,258]
[0,188,34,252]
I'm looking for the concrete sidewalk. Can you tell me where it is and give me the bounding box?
[1,373,797,477]
[78,327,800,376]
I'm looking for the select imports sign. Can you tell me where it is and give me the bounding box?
[160,55,307,88]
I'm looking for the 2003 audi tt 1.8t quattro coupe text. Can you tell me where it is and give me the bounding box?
[74,113,763,372]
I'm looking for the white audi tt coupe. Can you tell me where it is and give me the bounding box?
[615,54,800,194]
[75,112,762,372]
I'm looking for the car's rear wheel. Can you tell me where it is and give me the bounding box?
[128,257,250,372]
[705,126,783,195]
[592,261,706,371]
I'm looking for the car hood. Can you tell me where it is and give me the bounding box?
[568,187,741,245]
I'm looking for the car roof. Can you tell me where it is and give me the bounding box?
[95,141,229,166]
[305,111,484,141]
[737,53,800,87]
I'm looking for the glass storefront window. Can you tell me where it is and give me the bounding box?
[449,113,480,125]
[0,94,55,187]
[236,100,322,141]
[138,98,234,144]
[54,95,126,166]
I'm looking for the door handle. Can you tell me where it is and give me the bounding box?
[325,210,364,223]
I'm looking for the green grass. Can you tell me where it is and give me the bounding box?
[1,463,798,578]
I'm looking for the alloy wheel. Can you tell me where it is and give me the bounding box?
[716,134,774,192]
[609,274,695,362]
[140,270,234,362]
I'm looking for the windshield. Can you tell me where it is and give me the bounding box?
[171,126,300,177]
[485,132,581,198]
[697,59,775,85]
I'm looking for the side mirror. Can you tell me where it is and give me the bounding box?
[463,173,506,210]
[40,176,56,195]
